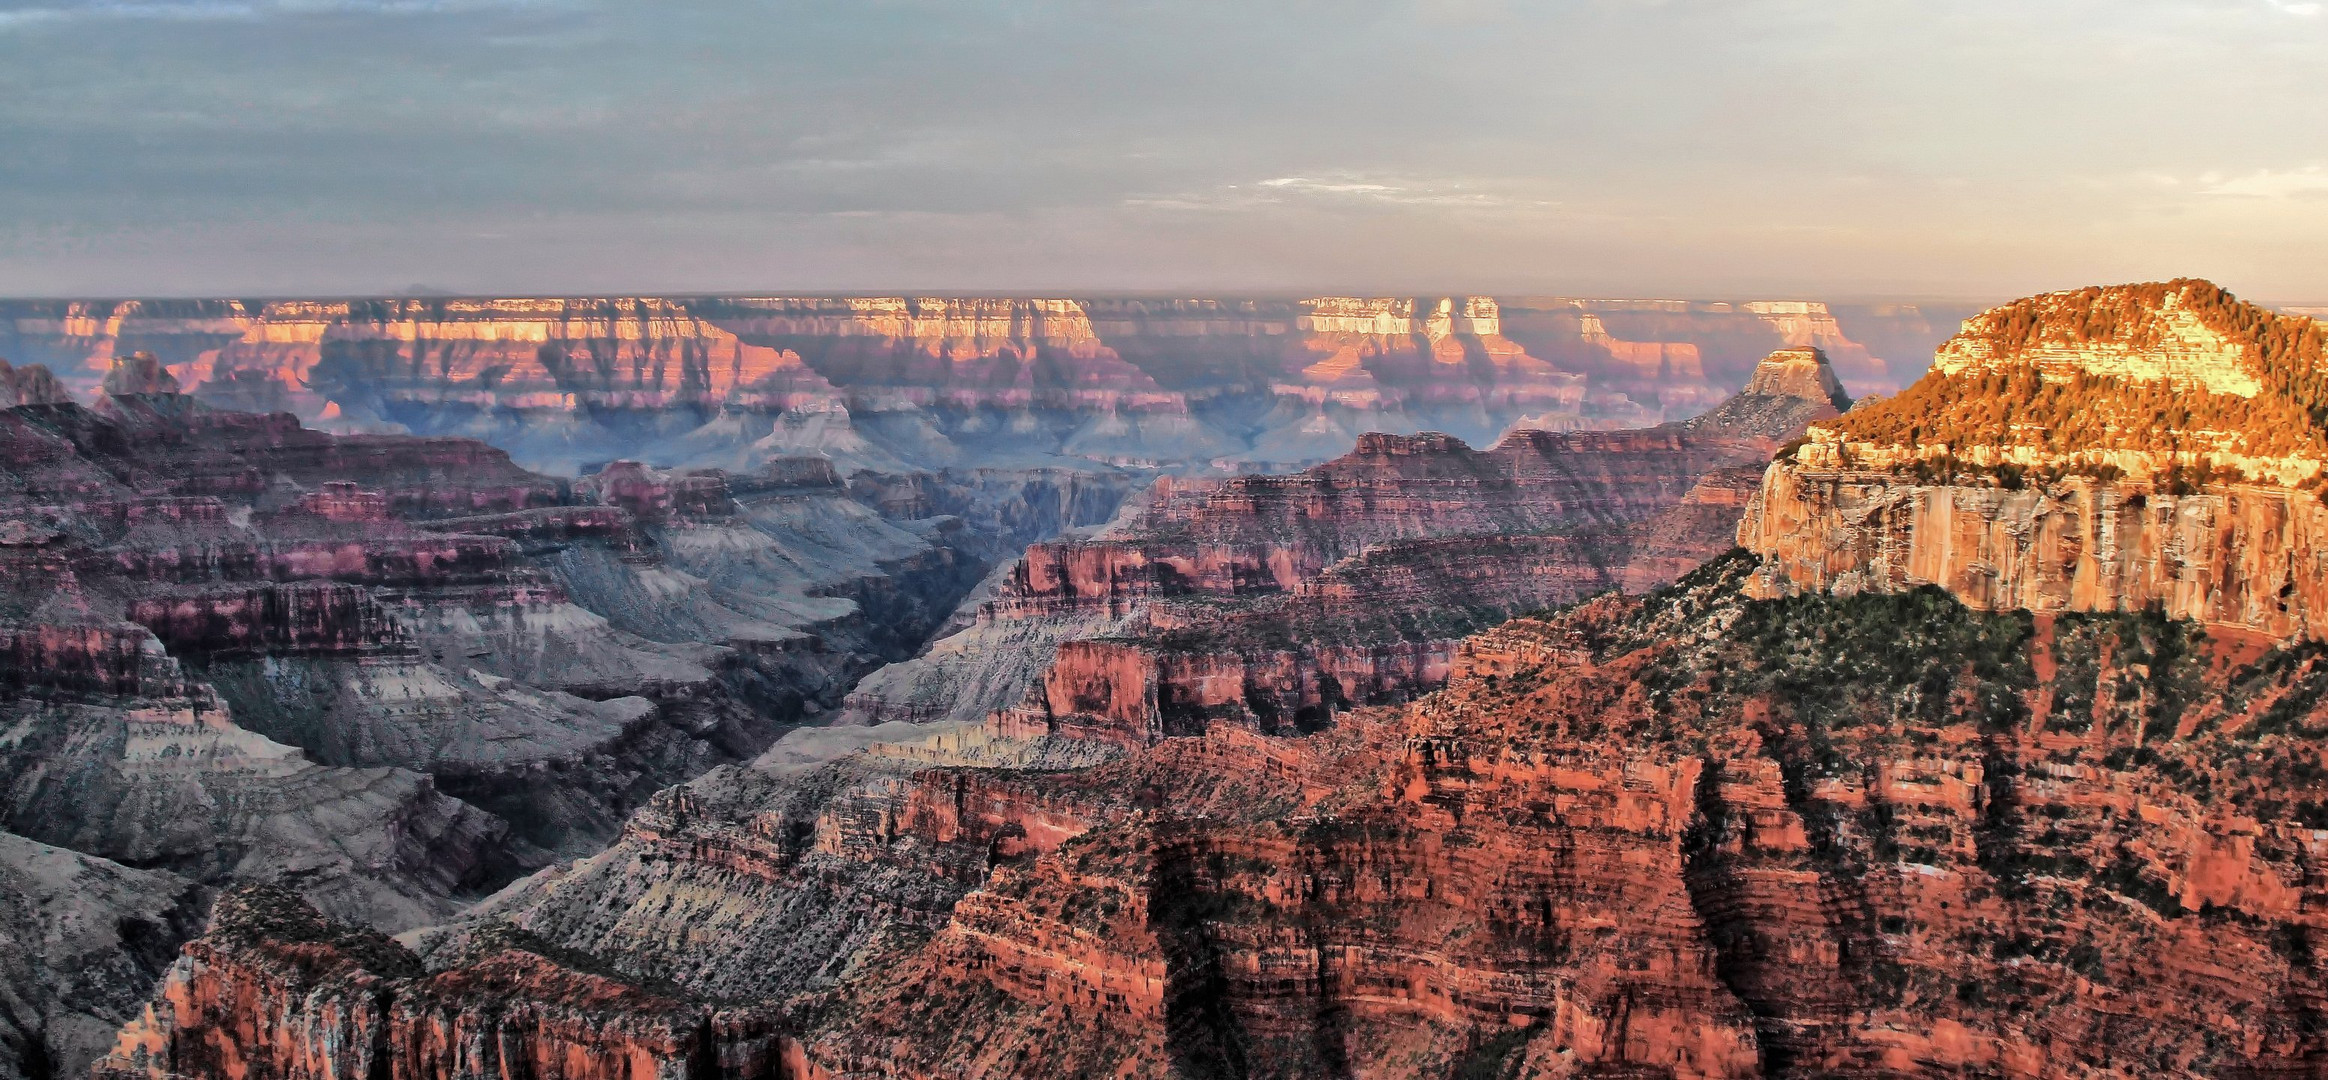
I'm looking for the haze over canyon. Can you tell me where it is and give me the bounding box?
[0,294,1970,477]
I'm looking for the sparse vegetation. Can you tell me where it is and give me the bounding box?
[1820,280,2328,464]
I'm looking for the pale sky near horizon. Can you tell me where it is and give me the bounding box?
[1,0,2324,301]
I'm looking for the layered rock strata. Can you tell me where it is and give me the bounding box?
[1743,279,2328,639]
[853,346,1848,742]
[96,885,791,1080]
[0,356,1126,1072]
[1,294,1960,475]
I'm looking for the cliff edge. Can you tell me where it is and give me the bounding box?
[1740,278,2328,637]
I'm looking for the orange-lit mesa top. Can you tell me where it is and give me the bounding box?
[1796,279,2328,487]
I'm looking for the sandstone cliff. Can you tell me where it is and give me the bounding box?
[1743,279,2328,639]
[96,885,790,1080]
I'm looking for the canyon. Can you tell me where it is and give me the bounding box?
[843,342,1850,740]
[27,279,2328,1079]
[0,354,1127,1076]
[81,344,1858,1079]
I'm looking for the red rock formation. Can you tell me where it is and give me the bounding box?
[1742,467,2328,639]
[0,358,69,407]
[955,409,1785,744]
[783,558,2328,1077]
[126,582,409,658]
[1744,280,2328,639]
[388,948,786,1080]
[98,886,790,1080]
[1019,636,1453,746]
[98,885,418,1080]
[994,427,1763,615]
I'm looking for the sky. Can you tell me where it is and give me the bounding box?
[1,0,2324,300]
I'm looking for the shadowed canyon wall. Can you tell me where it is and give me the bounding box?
[0,356,1129,1076]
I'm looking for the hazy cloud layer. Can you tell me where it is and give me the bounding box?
[1,0,2323,298]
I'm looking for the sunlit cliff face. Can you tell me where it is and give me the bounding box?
[1744,279,2328,637]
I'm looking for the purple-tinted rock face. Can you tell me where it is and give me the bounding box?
[0,353,1109,1074]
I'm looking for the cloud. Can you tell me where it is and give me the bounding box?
[1,0,2326,296]
[1142,176,1525,209]
[2201,166,2328,198]
[2263,0,2322,15]
[0,0,546,28]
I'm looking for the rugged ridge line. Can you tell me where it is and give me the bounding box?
[1,295,1971,475]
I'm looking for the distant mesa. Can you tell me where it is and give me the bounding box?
[1673,345,1853,441]
[98,351,180,398]
[0,358,67,408]
[0,293,1976,476]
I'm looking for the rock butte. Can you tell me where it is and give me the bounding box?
[1744,278,2328,639]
